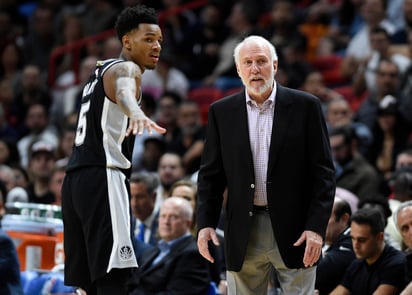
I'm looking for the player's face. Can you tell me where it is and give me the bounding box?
[127,23,162,71]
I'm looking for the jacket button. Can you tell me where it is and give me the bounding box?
[249,211,253,217]
[250,184,255,189]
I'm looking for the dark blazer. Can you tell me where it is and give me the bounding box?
[128,235,210,295]
[0,228,23,295]
[197,84,336,271]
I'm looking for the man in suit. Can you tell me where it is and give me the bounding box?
[197,35,336,294]
[128,197,210,295]
[130,172,160,247]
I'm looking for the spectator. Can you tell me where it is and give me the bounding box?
[55,125,76,162]
[101,36,122,59]
[160,0,197,59]
[141,50,189,100]
[48,162,66,206]
[396,149,412,169]
[261,0,307,60]
[134,136,166,173]
[0,138,20,167]
[0,104,18,142]
[315,197,355,295]
[317,0,364,56]
[202,2,257,90]
[127,197,211,295]
[76,0,118,37]
[50,55,98,133]
[355,59,412,134]
[329,125,380,201]
[393,201,412,283]
[130,172,160,247]
[25,140,56,204]
[179,2,229,83]
[154,152,185,212]
[13,64,53,135]
[365,95,412,188]
[300,70,344,115]
[22,5,56,75]
[0,227,23,295]
[155,91,182,146]
[358,195,402,250]
[352,26,411,96]
[0,42,24,93]
[17,103,58,168]
[167,100,205,175]
[0,164,16,194]
[330,207,407,294]
[326,97,372,156]
[340,0,396,80]
[132,93,164,173]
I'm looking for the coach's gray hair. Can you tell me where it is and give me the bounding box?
[233,35,278,66]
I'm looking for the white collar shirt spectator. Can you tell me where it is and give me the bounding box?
[246,84,276,206]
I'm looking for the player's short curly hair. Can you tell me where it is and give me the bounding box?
[115,5,158,42]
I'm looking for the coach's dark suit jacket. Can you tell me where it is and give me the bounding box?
[197,84,336,271]
[128,235,210,295]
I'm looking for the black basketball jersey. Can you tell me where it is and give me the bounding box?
[66,59,136,173]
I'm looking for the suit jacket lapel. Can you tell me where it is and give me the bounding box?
[143,236,193,273]
[233,93,254,172]
[267,85,293,176]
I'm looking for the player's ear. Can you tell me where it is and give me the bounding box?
[122,34,131,50]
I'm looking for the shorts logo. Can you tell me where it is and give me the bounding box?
[119,245,133,260]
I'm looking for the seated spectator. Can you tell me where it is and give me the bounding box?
[17,103,59,168]
[340,0,396,80]
[127,197,211,295]
[48,162,66,206]
[25,141,57,204]
[179,2,229,83]
[329,125,380,202]
[141,50,189,100]
[300,70,344,115]
[358,195,402,250]
[365,95,412,190]
[330,208,407,295]
[393,201,412,294]
[202,2,257,91]
[0,227,23,295]
[315,197,355,295]
[326,97,372,156]
[155,91,182,147]
[130,172,160,247]
[167,100,205,175]
[355,59,412,131]
[396,149,412,170]
[154,152,185,212]
[352,26,410,96]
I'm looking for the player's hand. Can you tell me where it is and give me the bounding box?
[197,227,220,263]
[126,109,166,136]
[293,230,323,267]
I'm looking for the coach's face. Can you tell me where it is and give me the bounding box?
[236,41,277,104]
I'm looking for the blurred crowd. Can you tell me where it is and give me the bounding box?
[1,0,412,294]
